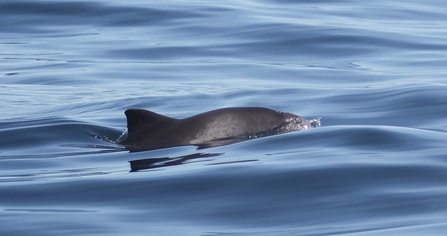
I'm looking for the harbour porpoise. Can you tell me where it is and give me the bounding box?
[124,107,320,152]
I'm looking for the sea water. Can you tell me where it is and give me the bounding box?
[1,0,447,235]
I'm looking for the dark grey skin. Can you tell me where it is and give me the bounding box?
[124,107,304,152]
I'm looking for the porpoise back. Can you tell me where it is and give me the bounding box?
[124,107,303,152]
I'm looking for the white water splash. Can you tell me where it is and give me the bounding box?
[273,117,321,134]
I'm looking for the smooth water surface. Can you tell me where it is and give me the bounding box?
[1,0,447,235]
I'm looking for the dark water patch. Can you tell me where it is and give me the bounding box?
[2,161,447,232]
[0,117,122,156]
[318,85,447,127]
[232,125,447,154]
[0,1,203,33]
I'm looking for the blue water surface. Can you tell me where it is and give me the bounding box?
[1,0,447,235]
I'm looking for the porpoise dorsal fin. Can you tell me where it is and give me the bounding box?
[124,109,176,135]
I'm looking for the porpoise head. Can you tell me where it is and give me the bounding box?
[275,111,321,134]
